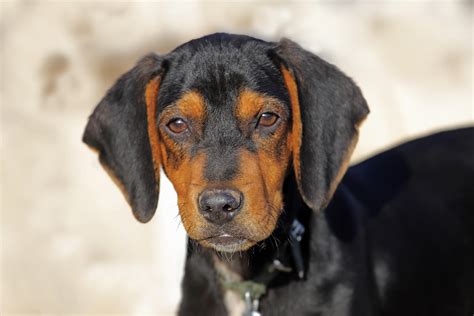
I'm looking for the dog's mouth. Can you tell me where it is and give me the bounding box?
[182,204,282,252]
[199,233,256,252]
[208,233,242,244]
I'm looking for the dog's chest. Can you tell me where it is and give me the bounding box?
[223,289,246,316]
[213,257,246,316]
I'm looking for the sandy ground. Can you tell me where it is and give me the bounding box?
[1,1,472,315]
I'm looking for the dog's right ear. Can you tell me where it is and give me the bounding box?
[83,54,164,223]
[273,39,369,212]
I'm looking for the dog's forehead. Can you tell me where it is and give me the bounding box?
[157,35,289,113]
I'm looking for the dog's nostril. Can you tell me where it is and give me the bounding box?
[198,189,243,222]
[223,204,235,212]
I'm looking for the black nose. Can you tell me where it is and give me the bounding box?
[198,189,243,224]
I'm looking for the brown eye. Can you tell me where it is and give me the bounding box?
[167,118,188,134]
[257,112,279,127]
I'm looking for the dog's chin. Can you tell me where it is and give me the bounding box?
[199,235,256,253]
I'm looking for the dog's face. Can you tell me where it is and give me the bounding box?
[158,84,291,251]
[83,33,369,252]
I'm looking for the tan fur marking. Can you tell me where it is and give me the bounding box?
[235,89,284,124]
[157,92,210,240]
[235,89,266,121]
[162,152,210,239]
[176,91,206,121]
[232,149,288,242]
[145,76,162,182]
[281,66,302,183]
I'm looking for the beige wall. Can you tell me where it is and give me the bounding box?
[1,1,472,315]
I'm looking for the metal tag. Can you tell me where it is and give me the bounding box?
[243,291,262,316]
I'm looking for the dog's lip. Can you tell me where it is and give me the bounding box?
[209,236,245,245]
[218,233,232,238]
[197,233,258,252]
[200,233,252,245]
[205,233,235,240]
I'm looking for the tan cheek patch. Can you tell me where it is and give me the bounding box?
[161,151,209,238]
[257,150,289,206]
[158,134,186,170]
[254,145,290,239]
[232,149,289,240]
[156,92,208,238]
[232,89,294,241]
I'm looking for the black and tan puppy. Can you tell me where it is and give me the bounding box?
[83,33,474,315]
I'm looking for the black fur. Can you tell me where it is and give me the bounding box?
[83,33,474,315]
[274,39,369,211]
[83,53,163,223]
[179,128,474,316]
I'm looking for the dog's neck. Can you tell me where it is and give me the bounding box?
[212,250,253,279]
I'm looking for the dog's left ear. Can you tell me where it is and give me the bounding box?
[273,38,369,211]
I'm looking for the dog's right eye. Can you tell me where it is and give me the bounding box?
[167,118,188,134]
[257,112,279,128]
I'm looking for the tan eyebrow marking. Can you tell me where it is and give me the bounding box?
[235,89,286,123]
[176,91,206,121]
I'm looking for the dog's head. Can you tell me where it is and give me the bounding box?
[83,33,369,252]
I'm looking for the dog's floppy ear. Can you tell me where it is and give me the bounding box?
[274,39,369,211]
[83,54,164,223]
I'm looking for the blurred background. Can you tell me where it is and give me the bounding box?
[1,1,472,315]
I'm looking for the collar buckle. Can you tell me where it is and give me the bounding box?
[223,280,265,316]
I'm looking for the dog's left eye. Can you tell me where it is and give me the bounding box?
[167,118,189,134]
[257,112,279,127]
